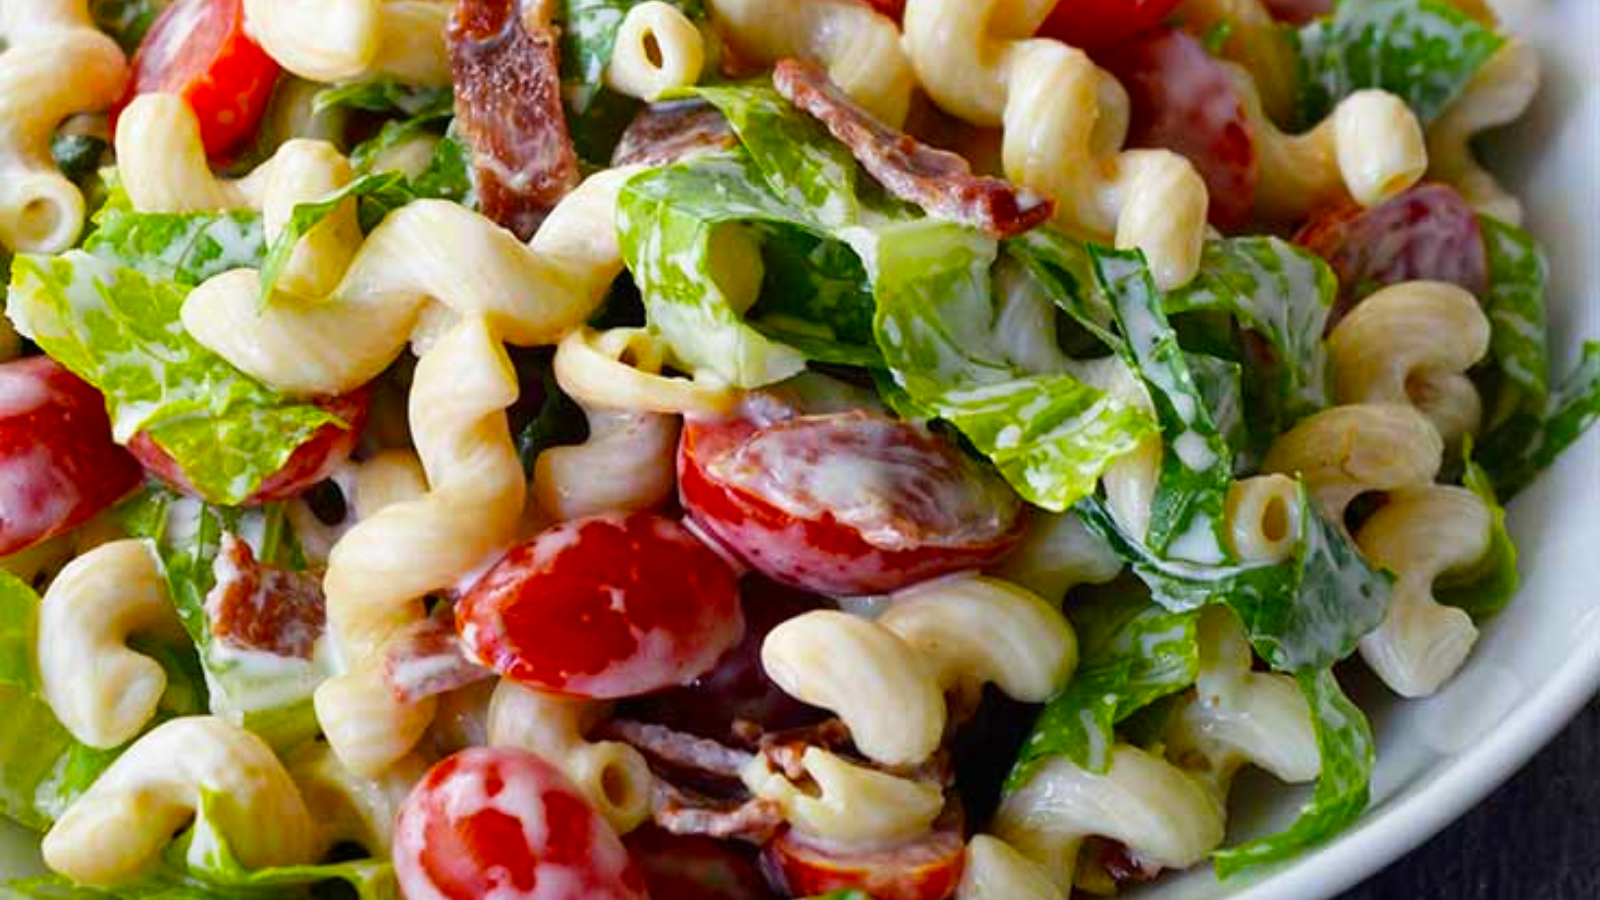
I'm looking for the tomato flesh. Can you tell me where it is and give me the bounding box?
[762,810,967,900]
[1038,0,1186,50]
[395,747,648,900]
[0,357,143,557]
[1097,26,1259,231]
[129,386,370,504]
[679,402,1024,597]
[456,512,744,699]
[623,827,776,900]
[118,0,281,158]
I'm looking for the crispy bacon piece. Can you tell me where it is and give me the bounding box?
[613,101,739,167]
[205,534,325,659]
[772,58,1054,238]
[447,0,580,239]
[382,608,493,703]
[651,779,785,844]
[598,718,754,781]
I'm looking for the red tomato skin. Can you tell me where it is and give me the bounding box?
[0,357,143,557]
[1038,0,1186,50]
[761,818,967,900]
[678,408,1024,597]
[1260,0,1333,24]
[128,387,370,504]
[858,0,906,18]
[1097,26,1259,231]
[395,747,648,900]
[1294,183,1489,328]
[118,0,281,158]
[456,512,745,699]
[623,827,777,900]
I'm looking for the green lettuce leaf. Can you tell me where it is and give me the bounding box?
[1436,438,1519,620]
[1477,215,1551,419]
[871,221,1156,511]
[1292,0,1505,127]
[1166,238,1337,434]
[1007,588,1200,784]
[1093,248,1234,560]
[118,488,325,752]
[1213,668,1375,878]
[312,77,453,119]
[0,572,122,831]
[747,224,880,367]
[89,0,169,53]
[84,185,266,287]
[1477,341,1600,497]
[1077,487,1392,673]
[6,253,338,504]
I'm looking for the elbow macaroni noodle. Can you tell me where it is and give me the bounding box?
[1328,280,1492,447]
[741,747,945,844]
[554,326,739,416]
[1355,486,1491,697]
[1428,40,1540,225]
[37,539,184,750]
[532,406,680,521]
[42,716,317,886]
[1224,474,1304,565]
[605,1,706,102]
[705,0,914,127]
[0,0,127,253]
[242,0,452,86]
[903,0,1209,289]
[761,575,1075,766]
[486,679,654,835]
[1263,402,1444,524]
[956,834,1067,900]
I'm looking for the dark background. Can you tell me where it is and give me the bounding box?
[1341,699,1598,899]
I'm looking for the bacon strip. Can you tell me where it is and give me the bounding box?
[448,0,580,240]
[772,58,1054,238]
[651,780,785,844]
[205,534,325,660]
[613,101,739,168]
[597,719,754,780]
[382,609,494,703]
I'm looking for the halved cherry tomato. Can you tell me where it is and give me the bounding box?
[1097,26,1259,231]
[1038,0,1186,50]
[116,0,281,158]
[622,576,832,742]
[394,747,648,900]
[456,512,744,699]
[679,401,1024,597]
[1260,0,1333,24]
[860,0,906,19]
[1295,183,1489,328]
[623,827,776,900]
[0,357,142,557]
[762,807,967,900]
[128,386,370,504]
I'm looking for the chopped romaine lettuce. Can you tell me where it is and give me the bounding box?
[1436,439,1519,620]
[84,185,266,287]
[257,171,413,305]
[6,253,339,505]
[1477,341,1600,498]
[1476,215,1550,424]
[118,488,325,752]
[311,77,453,120]
[1008,588,1201,783]
[1292,0,1505,127]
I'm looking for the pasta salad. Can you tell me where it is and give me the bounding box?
[0,0,1594,898]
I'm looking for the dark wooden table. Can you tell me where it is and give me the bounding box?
[1341,699,1599,899]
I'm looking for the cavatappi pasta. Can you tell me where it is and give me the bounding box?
[0,0,1590,897]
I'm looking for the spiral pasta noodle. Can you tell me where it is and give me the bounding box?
[242,0,453,85]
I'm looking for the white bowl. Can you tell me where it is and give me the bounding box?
[2,0,1596,895]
